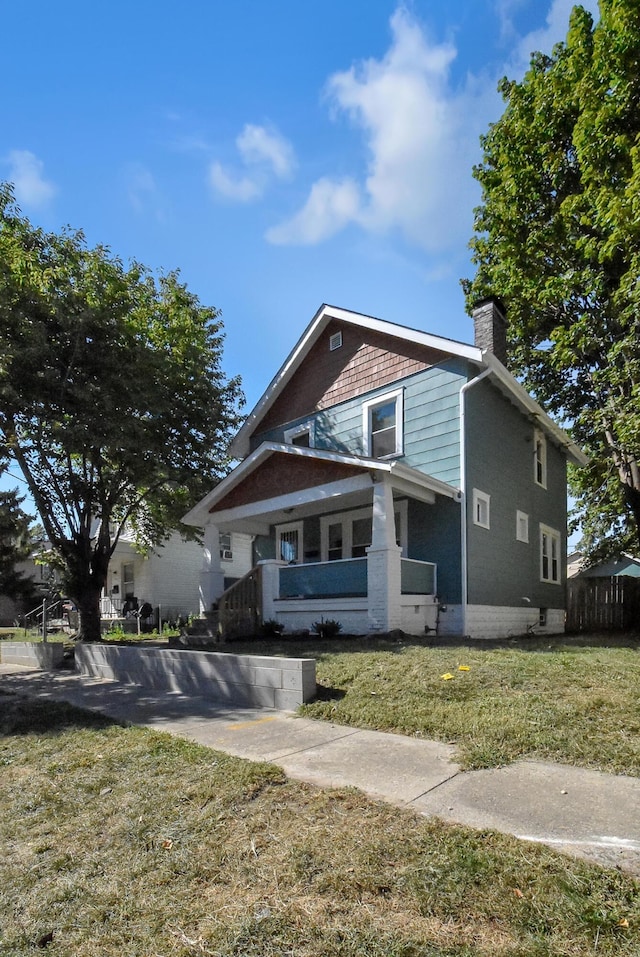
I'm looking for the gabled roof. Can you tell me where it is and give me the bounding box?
[230,303,587,467]
[230,303,482,459]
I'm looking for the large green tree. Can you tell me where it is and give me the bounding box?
[0,184,243,640]
[464,0,640,561]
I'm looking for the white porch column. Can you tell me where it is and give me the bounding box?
[199,523,226,614]
[366,478,402,631]
[259,560,286,623]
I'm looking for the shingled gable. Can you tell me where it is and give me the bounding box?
[181,441,461,530]
[230,304,482,460]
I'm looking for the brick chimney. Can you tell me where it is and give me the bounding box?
[472,297,507,365]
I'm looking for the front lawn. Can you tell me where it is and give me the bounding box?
[1,694,638,957]
[226,633,640,775]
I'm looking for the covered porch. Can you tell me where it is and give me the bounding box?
[182,442,461,637]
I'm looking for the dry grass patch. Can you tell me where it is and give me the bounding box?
[282,635,640,774]
[1,693,639,956]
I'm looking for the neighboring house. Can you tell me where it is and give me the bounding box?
[566,550,585,579]
[100,528,252,624]
[570,552,640,579]
[0,550,60,626]
[183,301,587,639]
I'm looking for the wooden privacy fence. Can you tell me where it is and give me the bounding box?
[566,576,640,632]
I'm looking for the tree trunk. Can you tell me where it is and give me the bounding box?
[75,584,104,642]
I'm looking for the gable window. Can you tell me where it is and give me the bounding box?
[363,389,403,458]
[540,524,561,584]
[329,331,343,351]
[473,489,491,529]
[321,501,408,561]
[219,532,233,561]
[534,428,547,488]
[284,420,315,448]
[516,510,529,543]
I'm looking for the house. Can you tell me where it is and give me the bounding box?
[100,527,252,626]
[183,301,587,639]
[569,551,640,579]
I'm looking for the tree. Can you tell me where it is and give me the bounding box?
[463,0,640,562]
[0,466,37,605]
[0,184,243,640]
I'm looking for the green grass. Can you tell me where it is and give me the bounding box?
[1,694,638,957]
[223,633,640,775]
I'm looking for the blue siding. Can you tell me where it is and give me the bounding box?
[407,498,462,604]
[280,559,367,598]
[465,379,567,609]
[253,358,467,485]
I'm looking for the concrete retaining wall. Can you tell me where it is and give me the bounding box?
[74,644,316,710]
[0,641,66,669]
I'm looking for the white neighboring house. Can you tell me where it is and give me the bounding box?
[101,527,252,622]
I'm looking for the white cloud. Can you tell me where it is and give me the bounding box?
[237,124,295,178]
[209,162,262,202]
[209,123,295,203]
[124,163,165,222]
[5,150,56,208]
[267,1,602,253]
[266,177,361,245]
[268,7,482,252]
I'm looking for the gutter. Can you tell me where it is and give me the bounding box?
[459,368,492,638]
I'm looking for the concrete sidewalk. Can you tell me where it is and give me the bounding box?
[2,663,640,877]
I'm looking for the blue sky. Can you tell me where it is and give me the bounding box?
[2,0,597,501]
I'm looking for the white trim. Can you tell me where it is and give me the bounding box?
[230,304,482,458]
[472,488,491,529]
[284,420,315,447]
[516,510,529,543]
[539,523,561,584]
[362,388,404,458]
[534,428,547,488]
[320,500,408,561]
[182,441,460,527]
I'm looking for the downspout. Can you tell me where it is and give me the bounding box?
[459,367,492,637]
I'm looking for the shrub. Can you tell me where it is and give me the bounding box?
[312,618,343,639]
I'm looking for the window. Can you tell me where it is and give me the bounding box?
[122,562,135,598]
[329,331,343,351]
[321,501,408,561]
[284,420,315,448]
[276,522,303,564]
[473,489,490,529]
[516,510,529,543]
[534,428,547,487]
[219,532,233,561]
[363,389,403,458]
[540,524,561,583]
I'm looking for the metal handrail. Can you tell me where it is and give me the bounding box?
[22,598,65,640]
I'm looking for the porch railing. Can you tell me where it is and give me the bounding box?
[278,557,437,599]
[100,596,123,618]
[401,559,436,595]
[218,564,263,638]
[280,558,367,598]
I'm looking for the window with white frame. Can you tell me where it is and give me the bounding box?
[473,489,491,529]
[276,521,303,564]
[534,428,547,487]
[540,524,561,583]
[219,532,233,561]
[516,510,529,543]
[362,389,403,458]
[320,501,408,561]
[284,420,315,448]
